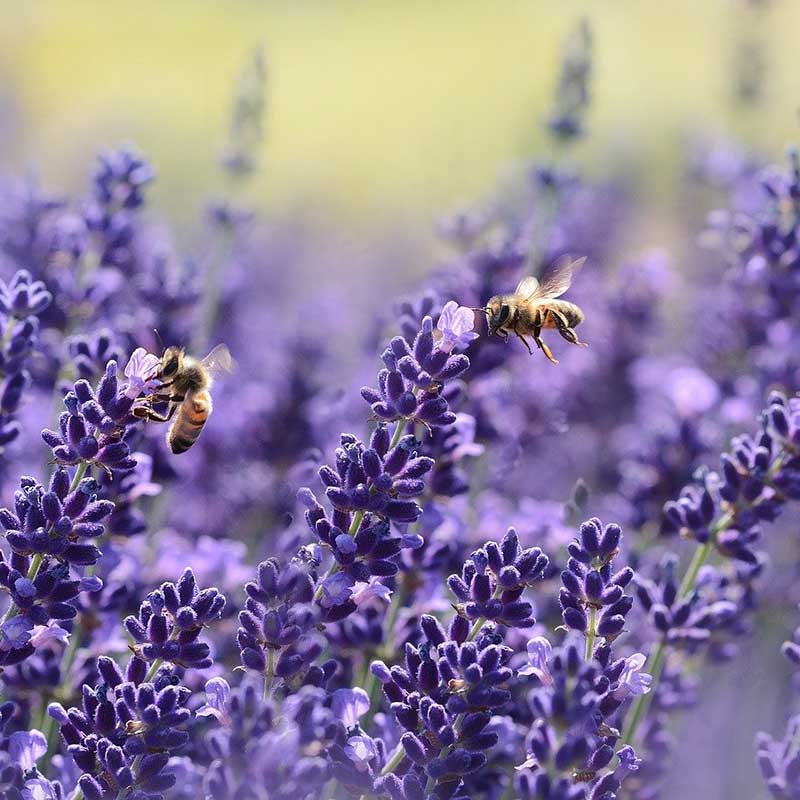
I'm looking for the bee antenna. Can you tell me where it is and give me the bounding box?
[470,307,491,316]
[153,328,165,354]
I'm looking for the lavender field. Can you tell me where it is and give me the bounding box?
[0,3,798,800]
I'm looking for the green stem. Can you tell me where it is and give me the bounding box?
[144,656,163,684]
[585,606,597,661]
[381,741,407,775]
[362,581,408,728]
[467,616,487,642]
[678,540,713,597]
[620,638,667,746]
[389,418,408,449]
[621,540,713,746]
[263,648,275,701]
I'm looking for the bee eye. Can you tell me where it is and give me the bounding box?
[163,357,179,376]
[497,304,511,326]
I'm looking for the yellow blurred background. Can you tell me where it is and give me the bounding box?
[0,0,798,235]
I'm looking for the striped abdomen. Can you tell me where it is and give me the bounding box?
[167,390,212,454]
[540,300,584,328]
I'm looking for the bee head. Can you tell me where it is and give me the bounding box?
[159,346,184,379]
[486,297,512,336]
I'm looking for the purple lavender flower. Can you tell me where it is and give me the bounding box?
[558,518,634,650]
[360,314,471,429]
[545,18,592,142]
[42,361,141,473]
[236,558,329,687]
[124,568,225,670]
[447,528,548,629]
[0,469,113,566]
[331,687,370,729]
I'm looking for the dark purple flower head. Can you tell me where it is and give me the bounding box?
[0,551,102,667]
[50,654,189,799]
[559,518,633,649]
[124,569,225,671]
[0,469,112,567]
[447,528,548,629]
[661,391,800,563]
[361,312,472,430]
[236,557,331,687]
[42,360,143,474]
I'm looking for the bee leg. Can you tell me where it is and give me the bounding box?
[133,402,181,423]
[552,310,588,347]
[533,309,559,364]
[133,408,172,423]
[535,336,559,364]
[514,329,534,355]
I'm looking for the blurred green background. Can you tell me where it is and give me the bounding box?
[1,0,798,239]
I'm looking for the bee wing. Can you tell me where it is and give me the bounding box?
[529,255,587,299]
[514,276,540,297]
[201,344,237,378]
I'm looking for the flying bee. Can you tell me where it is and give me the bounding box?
[134,344,235,454]
[478,255,588,364]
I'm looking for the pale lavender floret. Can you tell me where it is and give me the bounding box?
[351,576,393,607]
[22,777,60,800]
[345,734,378,772]
[9,728,47,771]
[122,346,162,398]
[318,572,354,609]
[0,616,33,651]
[197,677,231,727]
[614,745,642,779]
[29,621,70,649]
[518,636,554,686]
[612,653,652,701]
[437,300,479,352]
[331,687,370,729]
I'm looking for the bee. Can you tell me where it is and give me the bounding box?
[480,255,588,364]
[134,344,235,454]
